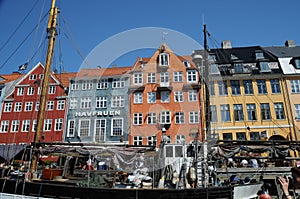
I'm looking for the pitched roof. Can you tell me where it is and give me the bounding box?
[0,72,23,84]
[54,72,77,87]
[263,46,300,58]
[75,66,132,78]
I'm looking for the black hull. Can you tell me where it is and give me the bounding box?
[0,179,233,199]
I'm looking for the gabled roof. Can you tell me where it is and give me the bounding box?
[75,66,132,78]
[263,46,300,58]
[0,72,23,84]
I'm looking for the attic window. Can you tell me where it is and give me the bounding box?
[231,54,238,60]
[259,62,271,72]
[294,58,300,69]
[255,51,264,60]
[183,61,190,67]
[159,53,169,66]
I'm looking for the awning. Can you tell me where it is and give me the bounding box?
[0,145,26,161]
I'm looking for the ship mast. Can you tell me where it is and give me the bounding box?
[31,0,58,172]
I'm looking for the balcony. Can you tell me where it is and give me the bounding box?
[157,82,172,91]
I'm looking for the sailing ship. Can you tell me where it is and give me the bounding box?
[4,0,295,198]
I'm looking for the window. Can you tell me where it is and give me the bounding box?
[257,79,267,94]
[97,79,108,89]
[47,101,54,110]
[173,72,183,82]
[39,74,44,79]
[55,118,63,131]
[35,102,40,111]
[270,79,281,94]
[44,119,52,131]
[147,136,157,146]
[210,64,219,74]
[209,82,215,96]
[210,105,217,122]
[32,120,37,132]
[147,92,156,103]
[250,132,260,140]
[134,136,143,145]
[188,90,197,101]
[236,132,246,140]
[175,112,185,124]
[22,120,30,132]
[134,92,143,104]
[160,111,171,124]
[67,120,75,137]
[159,53,169,66]
[187,70,197,82]
[260,62,270,72]
[234,63,243,73]
[160,72,169,86]
[189,111,199,123]
[133,73,143,85]
[25,102,33,111]
[96,96,107,108]
[79,119,89,136]
[147,73,156,83]
[233,104,244,121]
[17,87,24,96]
[11,120,20,132]
[274,103,285,119]
[133,113,143,125]
[27,87,34,95]
[295,104,300,120]
[57,100,65,110]
[112,118,123,136]
[80,97,91,109]
[243,80,253,95]
[112,78,125,88]
[230,80,240,95]
[71,81,79,90]
[261,103,271,120]
[4,102,12,112]
[294,58,300,69]
[223,133,232,140]
[176,135,186,144]
[161,91,170,103]
[147,112,157,124]
[255,51,264,59]
[220,104,231,122]
[174,91,183,102]
[14,102,22,112]
[218,81,228,96]
[82,80,93,90]
[246,104,257,121]
[290,80,300,93]
[48,85,56,94]
[183,60,190,67]
[111,96,124,107]
[0,121,9,132]
[29,74,37,80]
[95,119,106,142]
[37,87,41,95]
[69,98,78,109]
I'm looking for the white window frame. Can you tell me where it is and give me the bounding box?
[174,91,183,102]
[29,74,37,80]
[27,87,34,95]
[14,102,22,112]
[79,119,90,137]
[69,98,78,109]
[71,81,79,90]
[57,100,65,110]
[96,96,107,108]
[21,120,30,132]
[95,119,106,142]
[134,92,143,104]
[291,80,300,93]
[55,118,63,131]
[189,111,199,124]
[111,96,124,108]
[47,101,54,110]
[147,112,157,124]
[11,120,20,132]
[0,121,9,132]
[159,53,169,66]
[175,112,185,124]
[147,92,156,103]
[32,120,37,132]
[48,85,56,94]
[295,104,300,120]
[35,102,40,111]
[4,102,12,112]
[188,90,197,102]
[133,73,143,85]
[187,70,197,82]
[147,73,156,83]
[173,71,183,82]
[82,80,93,90]
[97,79,108,89]
[25,102,33,111]
[161,91,170,103]
[160,111,171,124]
[80,97,92,109]
[147,136,157,146]
[134,136,143,145]
[43,119,52,131]
[133,113,143,125]
[67,120,75,137]
[17,87,24,96]
[111,118,123,136]
[112,78,125,89]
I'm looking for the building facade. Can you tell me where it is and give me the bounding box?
[65,67,131,144]
[0,63,75,144]
[128,44,202,147]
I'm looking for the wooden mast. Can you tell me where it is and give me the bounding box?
[31,0,58,172]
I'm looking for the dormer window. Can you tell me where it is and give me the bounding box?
[294,58,300,69]
[255,51,264,60]
[183,60,190,67]
[259,62,271,72]
[159,53,169,66]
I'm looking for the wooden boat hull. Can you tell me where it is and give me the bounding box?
[0,178,233,199]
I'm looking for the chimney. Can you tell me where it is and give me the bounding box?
[285,40,295,47]
[221,40,232,49]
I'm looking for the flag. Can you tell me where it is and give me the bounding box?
[18,62,28,70]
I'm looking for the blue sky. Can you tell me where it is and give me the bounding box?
[0,0,299,74]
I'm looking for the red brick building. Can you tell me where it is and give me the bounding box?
[0,63,76,144]
[128,44,203,147]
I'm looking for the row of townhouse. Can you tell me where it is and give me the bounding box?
[0,41,299,153]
